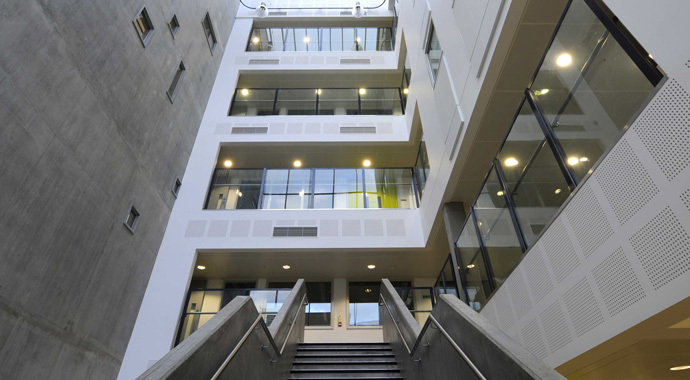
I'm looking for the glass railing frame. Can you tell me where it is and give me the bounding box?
[228,87,406,117]
[205,167,422,210]
[452,0,664,311]
[246,26,396,52]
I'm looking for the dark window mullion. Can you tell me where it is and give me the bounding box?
[272,89,279,115]
[525,89,579,189]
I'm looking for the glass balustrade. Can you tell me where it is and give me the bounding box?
[176,288,292,343]
[248,27,394,52]
[229,87,405,116]
[205,167,421,210]
[451,0,662,311]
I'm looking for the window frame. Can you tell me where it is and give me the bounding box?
[168,14,180,38]
[424,19,442,86]
[124,205,141,233]
[202,12,218,54]
[133,6,155,47]
[166,61,186,103]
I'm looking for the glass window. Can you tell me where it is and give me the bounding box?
[167,61,186,102]
[425,22,442,81]
[497,102,572,246]
[473,168,524,288]
[274,89,317,116]
[133,7,154,46]
[334,169,364,208]
[248,28,283,51]
[318,89,359,115]
[457,224,491,311]
[206,169,263,209]
[230,89,275,116]
[414,141,430,199]
[360,88,403,116]
[202,13,217,52]
[262,169,312,209]
[306,282,332,326]
[349,282,380,326]
[364,169,416,209]
[530,0,655,181]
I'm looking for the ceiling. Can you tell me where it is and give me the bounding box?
[216,140,421,169]
[558,296,690,380]
[192,226,451,282]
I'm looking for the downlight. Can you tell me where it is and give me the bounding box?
[352,1,364,18]
[256,2,269,18]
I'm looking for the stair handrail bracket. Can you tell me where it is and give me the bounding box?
[379,279,566,380]
[136,280,308,380]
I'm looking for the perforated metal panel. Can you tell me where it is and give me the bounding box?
[492,290,516,331]
[541,219,580,283]
[522,245,554,303]
[592,248,646,316]
[595,138,658,225]
[683,188,690,212]
[506,268,532,320]
[634,79,690,181]
[540,300,572,353]
[565,183,613,258]
[630,207,690,290]
[521,320,548,360]
[563,278,604,337]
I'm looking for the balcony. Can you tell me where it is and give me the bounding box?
[205,167,420,210]
[248,27,395,52]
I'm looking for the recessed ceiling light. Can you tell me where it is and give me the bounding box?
[648,54,654,60]
[504,157,519,167]
[365,288,372,293]
[367,264,376,269]
[356,37,361,43]
[580,157,589,162]
[466,264,475,269]
[196,265,206,270]
[670,365,690,371]
[403,88,409,94]
[282,265,291,270]
[316,89,322,95]
[303,36,310,43]
[556,53,572,67]
[293,160,302,167]
[535,88,549,95]
[567,157,579,165]
[359,88,367,95]
[224,160,233,167]
[554,188,562,194]
[299,190,305,196]
[362,159,371,167]
[497,191,504,196]
[252,37,260,44]
[238,192,243,197]
[241,89,249,96]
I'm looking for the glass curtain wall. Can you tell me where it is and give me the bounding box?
[248,27,394,52]
[229,87,405,116]
[453,0,662,311]
[206,168,420,210]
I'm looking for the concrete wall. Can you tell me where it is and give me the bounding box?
[0,0,238,378]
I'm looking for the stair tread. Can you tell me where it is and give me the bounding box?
[289,377,403,380]
[292,369,400,372]
[294,361,397,364]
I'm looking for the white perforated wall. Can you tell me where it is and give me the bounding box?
[479,76,690,367]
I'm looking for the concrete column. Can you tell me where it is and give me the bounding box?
[256,279,268,288]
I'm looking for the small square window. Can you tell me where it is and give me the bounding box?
[168,14,180,38]
[202,13,217,54]
[425,21,442,84]
[133,6,155,47]
[124,206,140,233]
[172,178,182,197]
[167,61,186,102]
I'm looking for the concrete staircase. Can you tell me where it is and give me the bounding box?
[289,343,403,379]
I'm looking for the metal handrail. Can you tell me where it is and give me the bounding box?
[380,293,487,380]
[211,293,307,380]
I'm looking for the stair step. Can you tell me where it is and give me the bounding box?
[295,353,395,358]
[294,360,398,365]
[289,374,403,379]
[298,347,391,351]
[292,366,400,372]
[298,343,390,349]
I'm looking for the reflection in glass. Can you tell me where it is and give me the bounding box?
[457,225,491,311]
[361,88,403,115]
[364,169,416,209]
[306,282,332,326]
[473,169,524,288]
[425,23,442,81]
[229,89,275,116]
[247,27,394,52]
[205,169,263,209]
[414,141,429,199]
[349,282,380,326]
[274,89,316,115]
[498,102,572,246]
[531,0,655,181]
[318,89,359,115]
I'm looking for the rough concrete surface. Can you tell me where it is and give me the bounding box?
[0,0,238,378]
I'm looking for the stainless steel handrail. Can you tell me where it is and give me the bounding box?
[211,293,307,380]
[380,293,487,380]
